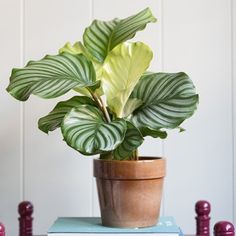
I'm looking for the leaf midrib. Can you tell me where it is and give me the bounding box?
[106,19,120,56]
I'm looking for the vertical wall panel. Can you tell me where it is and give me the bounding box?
[92,0,163,216]
[163,0,233,233]
[233,0,236,226]
[24,1,93,234]
[0,1,21,235]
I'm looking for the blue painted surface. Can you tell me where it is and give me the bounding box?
[48,216,180,234]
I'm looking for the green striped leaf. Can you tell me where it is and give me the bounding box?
[130,72,199,130]
[59,41,92,58]
[83,7,157,62]
[38,96,96,134]
[7,53,98,101]
[59,42,85,55]
[62,105,127,155]
[113,121,143,160]
[140,127,167,139]
[59,42,104,96]
[102,42,153,118]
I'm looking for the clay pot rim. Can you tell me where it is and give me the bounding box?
[94,157,166,180]
[95,156,165,162]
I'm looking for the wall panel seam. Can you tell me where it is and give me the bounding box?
[160,0,166,216]
[20,0,25,201]
[90,0,94,217]
[160,0,165,158]
[232,0,236,225]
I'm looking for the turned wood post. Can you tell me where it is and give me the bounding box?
[0,223,5,236]
[18,201,33,236]
[195,200,211,236]
[214,221,235,236]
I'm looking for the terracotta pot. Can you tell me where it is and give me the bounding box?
[93,157,166,228]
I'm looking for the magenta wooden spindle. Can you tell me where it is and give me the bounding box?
[214,221,235,236]
[18,201,33,236]
[0,223,5,236]
[195,200,211,236]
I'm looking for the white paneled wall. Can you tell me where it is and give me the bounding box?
[233,0,236,223]
[163,0,234,230]
[0,0,235,235]
[23,1,94,233]
[0,0,22,235]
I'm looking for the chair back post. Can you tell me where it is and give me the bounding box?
[18,201,33,236]
[214,221,235,236]
[195,200,211,236]
[0,223,5,236]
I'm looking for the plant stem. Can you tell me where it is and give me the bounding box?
[98,96,111,123]
[88,89,111,123]
[133,149,139,160]
[100,152,113,160]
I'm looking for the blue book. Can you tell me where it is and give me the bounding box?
[48,216,183,236]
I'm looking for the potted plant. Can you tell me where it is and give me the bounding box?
[6,8,198,228]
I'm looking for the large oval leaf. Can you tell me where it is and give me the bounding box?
[130,72,199,130]
[83,7,156,63]
[113,121,144,160]
[7,53,98,101]
[59,41,103,96]
[102,42,153,118]
[38,96,96,134]
[62,105,127,155]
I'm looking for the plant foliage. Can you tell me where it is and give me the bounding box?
[6,8,199,160]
